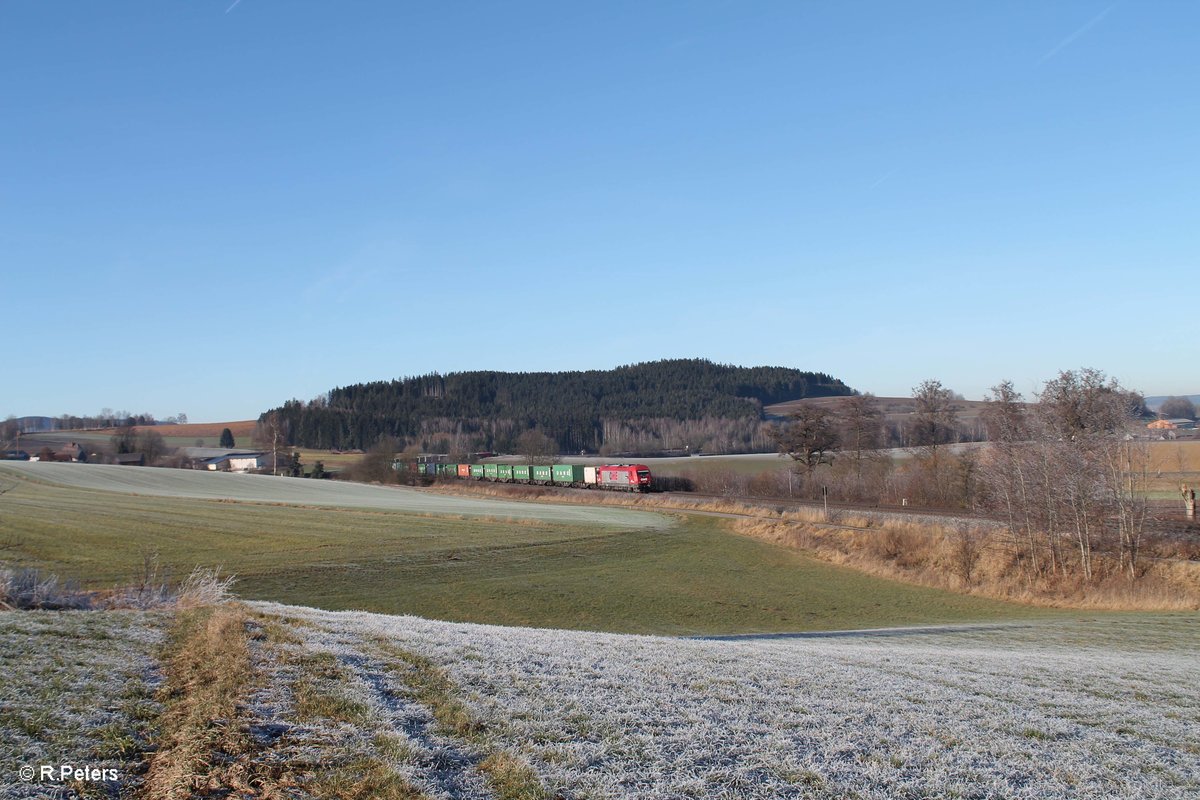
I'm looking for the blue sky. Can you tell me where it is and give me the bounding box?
[3,1,1196,422]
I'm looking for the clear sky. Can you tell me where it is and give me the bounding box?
[3,1,1196,422]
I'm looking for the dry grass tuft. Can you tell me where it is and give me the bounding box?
[312,758,428,799]
[479,751,549,800]
[0,559,236,611]
[173,567,238,608]
[0,567,92,609]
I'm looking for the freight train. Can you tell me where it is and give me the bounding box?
[407,461,653,492]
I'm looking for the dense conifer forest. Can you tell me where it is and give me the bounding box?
[261,359,853,454]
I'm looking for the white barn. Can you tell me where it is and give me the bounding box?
[203,452,265,472]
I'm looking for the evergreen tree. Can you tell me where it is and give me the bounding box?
[219,427,235,448]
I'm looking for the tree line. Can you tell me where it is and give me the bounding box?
[2,411,188,439]
[259,359,853,454]
[761,369,1156,585]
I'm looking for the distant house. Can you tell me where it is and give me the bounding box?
[1166,418,1196,430]
[203,452,266,472]
[57,442,87,462]
[113,452,146,466]
[1147,419,1175,430]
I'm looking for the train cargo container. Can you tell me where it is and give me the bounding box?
[457,464,471,478]
[583,466,597,485]
[552,464,585,484]
[484,463,499,479]
[496,464,514,481]
[512,465,532,481]
[440,463,458,476]
[470,464,485,478]
[418,463,432,476]
[531,465,553,483]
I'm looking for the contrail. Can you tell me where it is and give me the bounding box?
[225,0,243,13]
[1039,3,1116,63]
[869,168,898,190]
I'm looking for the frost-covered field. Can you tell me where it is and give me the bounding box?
[0,611,165,799]
[258,603,1200,799]
[0,462,669,528]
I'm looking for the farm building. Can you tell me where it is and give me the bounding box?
[201,452,267,472]
[1148,419,1197,430]
[56,442,88,462]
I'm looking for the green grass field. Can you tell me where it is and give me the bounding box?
[0,464,1061,634]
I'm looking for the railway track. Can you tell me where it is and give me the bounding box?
[659,491,989,521]
[657,492,1199,545]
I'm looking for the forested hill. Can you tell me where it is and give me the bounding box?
[263,359,853,454]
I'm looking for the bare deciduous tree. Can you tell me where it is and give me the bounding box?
[516,429,559,465]
[909,379,959,454]
[111,425,138,455]
[136,429,168,464]
[834,394,883,479]
[1,416,18,448]
[254,412,289,476]
[977,369,1148,584]
[772,405,840,473]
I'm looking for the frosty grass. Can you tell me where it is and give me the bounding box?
[1,603,1194,799]
[255,603,1199,799]
[0,611,165,800]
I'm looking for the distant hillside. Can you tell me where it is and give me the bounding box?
[264,359,854,454]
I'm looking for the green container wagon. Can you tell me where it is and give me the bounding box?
[484,463,499,479]
[496,464,514,481]
[470,464,485,479]
[512,465,532,481]
[531,465,553,482]
[552,464,585,484]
